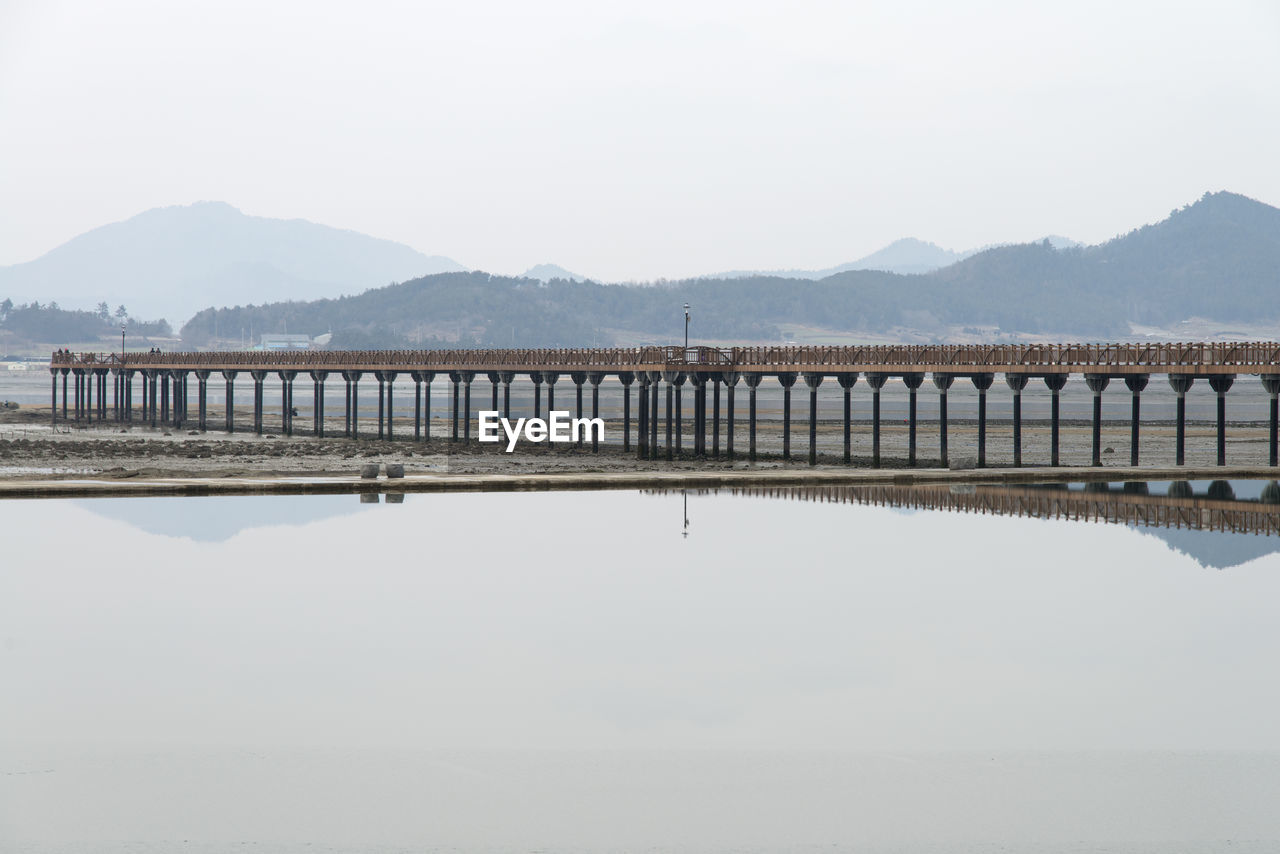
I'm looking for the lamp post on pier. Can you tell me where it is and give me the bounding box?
[683,303,690,352]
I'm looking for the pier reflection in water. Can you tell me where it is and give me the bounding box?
[5,485,1280,851]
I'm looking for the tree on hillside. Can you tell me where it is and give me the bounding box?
[115,305,128,321]
[96,301,111,320]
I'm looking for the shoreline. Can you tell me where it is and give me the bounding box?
[2,463,1276,500]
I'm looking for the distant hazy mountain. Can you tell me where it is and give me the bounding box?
[522,263,588,282]
[0,201,465,324]
[708,235,1080,279]
[926,191,1280,327]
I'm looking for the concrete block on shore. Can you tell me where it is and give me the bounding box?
[949,455,978,471]
[359,464,380,479]
[385,463,405,478]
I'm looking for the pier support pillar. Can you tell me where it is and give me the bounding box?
[344,371,362,438]
[222,371,237,432]
[972,373,994,468]
[461,371,475,444]
[933,373,955,468]
[376,374,386,439]
[278,371,297,437]
[310,371,327,437]
[195,371,210,431]
[50,369,58,427]
[618,372,634,451]
[487,371,500,414]
[866,373,888,467]
[250,371,267,434]
[588,372,605,453]
[690,374,707,456]
[499,371,514,422]
[1006,374,1028,467]
[159,370,169,424]
[147,370,159,428]
[903,373,924,466]
[661,371,681,461]
[1124,374,1148,466]
[1084,374,1110,466]
[530,371,543,421]
[778,372,797,461]
[544,372,560,426]
[649,372,660,460]
[449,372,461,442]
[837,374,859,464]
[672,373,686,454]
[723,372,739,460]
[802,373,823,466]
[571,372,588,448]
[636,374,649,460]
[1209,374,1235,466]
[711,374,721,458]
[1168,374,1194,466]
[60,368,69,421]
[744,373,763,461]
[1263,375,1280,466]
[410,371,434,441]
[1044,374,1068,466]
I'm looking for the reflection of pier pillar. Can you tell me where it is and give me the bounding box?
[933,373,955,467]
[1044,374,1068,466]
[802,373,823,466]
[745,373,763,461]
[1262,375,1280,466]
[1084,374,1110,466]
[971,374,993,467]
[866,373,887,467]
[1125,374,1148,465]
[1168,374,1194,466]
[618,372,634,451]
[723,372,739,460]
[837,373,858,464]
[1005,374,1028,467]
[778,372,797,461]
[1209,374,1234,466]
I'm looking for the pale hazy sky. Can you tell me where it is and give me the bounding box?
[2,0,1278,280]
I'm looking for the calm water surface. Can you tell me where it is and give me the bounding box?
[3,486,1280,852]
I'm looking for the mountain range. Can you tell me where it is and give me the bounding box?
[0,201,1078,324]
[0,201,465,325]
[3,191,1279,349]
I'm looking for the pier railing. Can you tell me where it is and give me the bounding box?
[46,341,1280,373]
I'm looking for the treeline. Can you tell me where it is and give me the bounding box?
[0,298,172,344]
[179,262,1127,349]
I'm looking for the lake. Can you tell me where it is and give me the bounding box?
[3,484,1280,852]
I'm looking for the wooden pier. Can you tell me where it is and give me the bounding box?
[48,342,1280,469]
